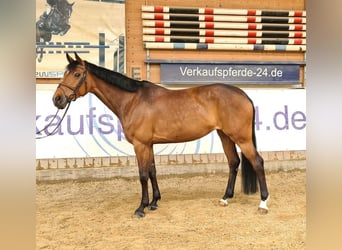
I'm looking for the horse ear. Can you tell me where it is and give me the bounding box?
[74,52,84,65]
[66,53,74,63]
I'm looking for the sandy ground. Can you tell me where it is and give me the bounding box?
[36,169,306,249]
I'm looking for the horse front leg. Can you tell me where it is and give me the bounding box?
[148,158,161,210]
[135,168,149,218]
[134,144,154,218]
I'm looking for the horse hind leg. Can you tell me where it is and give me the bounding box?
[216,130,240,206]
[238,142,270,213]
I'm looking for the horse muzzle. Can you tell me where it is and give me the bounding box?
[53,93,69,109]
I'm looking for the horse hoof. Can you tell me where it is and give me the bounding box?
[258,207,268,214]
[258,196,269,214]
[149,204,158,211]
[134,210,145,218]
[219,198,228,207]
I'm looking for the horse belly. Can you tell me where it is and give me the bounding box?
[152,116,216,143]
[148,88,223,143]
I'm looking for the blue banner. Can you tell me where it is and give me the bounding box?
[160,63,300,84]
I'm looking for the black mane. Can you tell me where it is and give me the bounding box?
[67,60,143,92]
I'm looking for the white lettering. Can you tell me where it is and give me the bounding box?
[176,65,291,81]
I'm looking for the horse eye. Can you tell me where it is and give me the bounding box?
[74,72,81,77]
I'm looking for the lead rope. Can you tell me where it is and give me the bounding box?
[36,101,71,139]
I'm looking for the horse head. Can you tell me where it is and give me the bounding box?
[52,53,88,109]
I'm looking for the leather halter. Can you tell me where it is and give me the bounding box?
[57,66,87,102]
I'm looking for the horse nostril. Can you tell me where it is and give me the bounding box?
[53,95,65,108]
[54,95,61,104]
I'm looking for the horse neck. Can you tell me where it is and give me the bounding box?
[87,74,136,119]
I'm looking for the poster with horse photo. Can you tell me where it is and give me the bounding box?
[36,0,125,78]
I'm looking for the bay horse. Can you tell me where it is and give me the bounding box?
[52,53,269,217]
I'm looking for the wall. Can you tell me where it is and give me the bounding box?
[36,0,307,181]
[125,0,306,86]
[36,151,306,182]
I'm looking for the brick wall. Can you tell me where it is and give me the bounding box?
[36,151,306,182]
[125,0,306,85]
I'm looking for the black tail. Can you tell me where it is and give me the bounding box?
[241,104,258,194]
